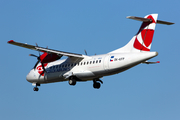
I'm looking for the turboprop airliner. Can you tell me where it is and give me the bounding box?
[8,14,174,91]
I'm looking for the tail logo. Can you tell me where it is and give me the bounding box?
[133,15,156,51]
[133,29,154,51]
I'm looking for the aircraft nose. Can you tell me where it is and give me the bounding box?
[26,69,37,83]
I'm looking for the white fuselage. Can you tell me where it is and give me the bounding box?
[8,13,173,91]
[26,51,158,84]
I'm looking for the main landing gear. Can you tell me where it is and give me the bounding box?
[68,77,103,89]
[68,76,77,86]
[33,83,40,91]
[93,78,103,89]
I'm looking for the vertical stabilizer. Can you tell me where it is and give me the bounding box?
[109,14,158,53]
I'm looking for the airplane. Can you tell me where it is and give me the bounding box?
[8,14,174,91]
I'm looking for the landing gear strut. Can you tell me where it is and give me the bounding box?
[33,83,40,91]
[93,78,103,89]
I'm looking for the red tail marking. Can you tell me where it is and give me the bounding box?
[141,29,154,47]
[133,15,156,51]
[134,38,150,51]
[147,15,156,23]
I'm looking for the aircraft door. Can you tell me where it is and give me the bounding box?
[103,55,109,71]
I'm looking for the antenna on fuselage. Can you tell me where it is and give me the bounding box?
[84,49,87,55]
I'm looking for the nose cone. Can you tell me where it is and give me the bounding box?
[26,69,37,83]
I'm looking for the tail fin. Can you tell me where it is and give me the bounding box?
[110,14,158,53]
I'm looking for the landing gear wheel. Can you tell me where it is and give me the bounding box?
[93,79,102,89]
[33,87,39,91]
[93,82,101,89]
[69,78,76,86]
[32,83,40,91]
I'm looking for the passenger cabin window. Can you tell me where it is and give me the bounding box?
[99,60,101,63]
[96,60,98,63]
[93,61,95,64]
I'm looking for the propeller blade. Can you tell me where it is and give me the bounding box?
[30,43,42,70]
[41,63,46,73]
[33,60,40,70]
[29,54,39,58]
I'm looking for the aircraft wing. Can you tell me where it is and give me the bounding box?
[8,40,85,58]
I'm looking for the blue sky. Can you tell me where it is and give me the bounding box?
[1,0,179,120]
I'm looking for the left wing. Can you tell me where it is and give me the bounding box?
[8,40,85,58]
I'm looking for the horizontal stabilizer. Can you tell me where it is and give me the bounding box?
[142,61,160,64]
[127,16,174,25]
[126,16,152,22]
[157,20,174,25]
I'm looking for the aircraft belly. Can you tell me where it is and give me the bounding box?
[38,71,66,83]
[75,71,95,80]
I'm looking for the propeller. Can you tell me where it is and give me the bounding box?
[29,43,46,74]
[29,54,40,69]
[29,53,46,74]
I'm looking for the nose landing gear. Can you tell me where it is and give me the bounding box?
[32,83,40,91]
[33,87,39,91]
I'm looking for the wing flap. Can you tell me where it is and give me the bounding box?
[8,40,84,58]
